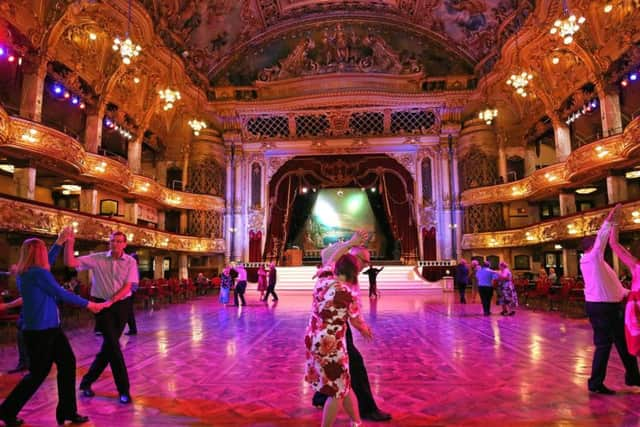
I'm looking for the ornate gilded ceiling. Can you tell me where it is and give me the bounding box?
[140,0,532,86]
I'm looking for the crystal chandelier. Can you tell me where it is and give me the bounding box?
[478,107,498,125]
[159,88,181,111]
[550,6,585,45]
[188,119,207,136]
[507,71,533,97]
[112,0,141,65]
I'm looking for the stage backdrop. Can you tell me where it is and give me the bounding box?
[264,154,418,263]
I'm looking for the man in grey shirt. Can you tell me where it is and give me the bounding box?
[65,230,138,404]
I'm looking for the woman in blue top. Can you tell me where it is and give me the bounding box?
[0,232,106,427]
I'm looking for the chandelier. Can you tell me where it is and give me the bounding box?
[159,88,181,111]
[112,0,141,65]
[188,119,207,136]
[478,107,498,125]
[507,71,533,97]
[550,1,586,45]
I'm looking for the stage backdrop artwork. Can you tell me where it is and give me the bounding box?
[291,188,384,257]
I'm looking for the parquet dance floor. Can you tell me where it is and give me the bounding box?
[2,291,640,426]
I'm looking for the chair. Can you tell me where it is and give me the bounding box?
[548,277,573,312]
[526,279,551,311]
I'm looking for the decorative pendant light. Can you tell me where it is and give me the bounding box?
[550,0,585,45]
[478,107,498,125]
[112,0,141,65]
[159,56,181,111]
[506,30,534,98]
[188,119,207,136]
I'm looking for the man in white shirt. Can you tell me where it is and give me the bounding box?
[65,230,139,404]
[581,205,640,395]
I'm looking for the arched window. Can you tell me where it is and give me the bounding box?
[421,158,432,205]
[251,162,262,209]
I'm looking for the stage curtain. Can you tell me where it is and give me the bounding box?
[365,189,394,258]
[379,172,419,261]
[423,227,437,260]
[248,230,262,262]
[264,175,300,263]
[287,191,319,249]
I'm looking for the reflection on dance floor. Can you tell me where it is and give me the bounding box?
[1,291,640,426]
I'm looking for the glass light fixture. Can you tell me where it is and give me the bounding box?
[159,88,181,111]
[507,71,533,97]
[478,107,498,125]
[112,0,141,65]
[188,119,207,136]
[550,15,585,45]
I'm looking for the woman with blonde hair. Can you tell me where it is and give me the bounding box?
[0,230,105,427]
[497,261,518,316]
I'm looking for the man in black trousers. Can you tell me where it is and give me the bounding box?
[312,232,391,422]
[263,262,279,301]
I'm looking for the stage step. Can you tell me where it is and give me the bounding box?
[251,265,443,291]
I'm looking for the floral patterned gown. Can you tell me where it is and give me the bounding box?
[304,276,361,398]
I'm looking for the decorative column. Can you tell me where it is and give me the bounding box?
[562,248,578,278]
[179,211,188,234]
[157,211,166,231]
[187,128,226,240]
[153,255,164,279]
[84,104,104,154]
[438,137,453,260]
[79,186,99,215]
[597,84,622,137]
[178,254,188,280]
[497,134,508,182]
[558,192,576,216]
[606,173,629,204]
[287,113,297,138]
[124,198,138,225]
[19,59,46,122]
[127,137,142,174]
[13,166,36,200]
[457,119,503,235]
[551,117,572,162]
[156,160,168,187]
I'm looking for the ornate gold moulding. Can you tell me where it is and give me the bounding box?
[460,116,640,207]
[461,201,640,250]
[0,196,225,254]
[0,108,224,212]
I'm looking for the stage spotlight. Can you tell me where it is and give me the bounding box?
[312,188,316,192]
[370,187,376,192]
[53,85,63,94]
[0,47,4,56]
[7,55,14,62]
[301,187,308,193]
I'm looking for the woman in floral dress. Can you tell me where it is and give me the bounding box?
[497,261,518,316]
[304,254,372,427]
[219,267,231,305]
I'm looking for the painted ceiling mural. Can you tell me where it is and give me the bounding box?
[137,0,532,88]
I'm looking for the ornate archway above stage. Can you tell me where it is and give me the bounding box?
[264,154,418,264]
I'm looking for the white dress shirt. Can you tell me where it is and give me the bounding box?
[580,220,629,302]
[76,251,139,300]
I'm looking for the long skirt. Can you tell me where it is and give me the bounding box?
[219,287,230,304]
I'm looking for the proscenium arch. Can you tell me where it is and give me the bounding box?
[264,154,418,263]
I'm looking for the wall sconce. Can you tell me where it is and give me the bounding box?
[21,129,38,143]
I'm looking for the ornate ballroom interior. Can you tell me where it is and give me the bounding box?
[1,1,640,425]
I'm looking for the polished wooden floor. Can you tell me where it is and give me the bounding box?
[1,290,640,426]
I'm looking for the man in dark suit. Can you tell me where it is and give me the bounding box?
[362,264,384,298]
[263,262,278,301]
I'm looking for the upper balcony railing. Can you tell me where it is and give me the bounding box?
[0,194,224,254]
[461,200,640,250]
[0,107,224,212]
[460,114,640,207]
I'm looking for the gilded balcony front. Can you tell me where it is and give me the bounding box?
[0,196,225,253]
[0,107,224,212]
[461,201,640,250]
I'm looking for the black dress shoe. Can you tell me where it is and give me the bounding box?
[625,378,640,387]
[361,410,392,421]
[589,385,616,395]
[56,413,89,425]
[124,331,137,336]
[79,386,95,397]
[119,394,132,404]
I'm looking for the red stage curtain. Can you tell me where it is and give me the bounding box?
[422,227,437,260]
[264,174,300,263]
[249,230,262,262]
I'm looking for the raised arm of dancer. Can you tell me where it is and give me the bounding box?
[321,230,368,266]
[610,215,638,272]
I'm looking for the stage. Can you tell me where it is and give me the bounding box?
[1,291,639,426]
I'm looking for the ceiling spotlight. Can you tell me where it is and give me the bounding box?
[552,56,560,64]
[575,187,597,195]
